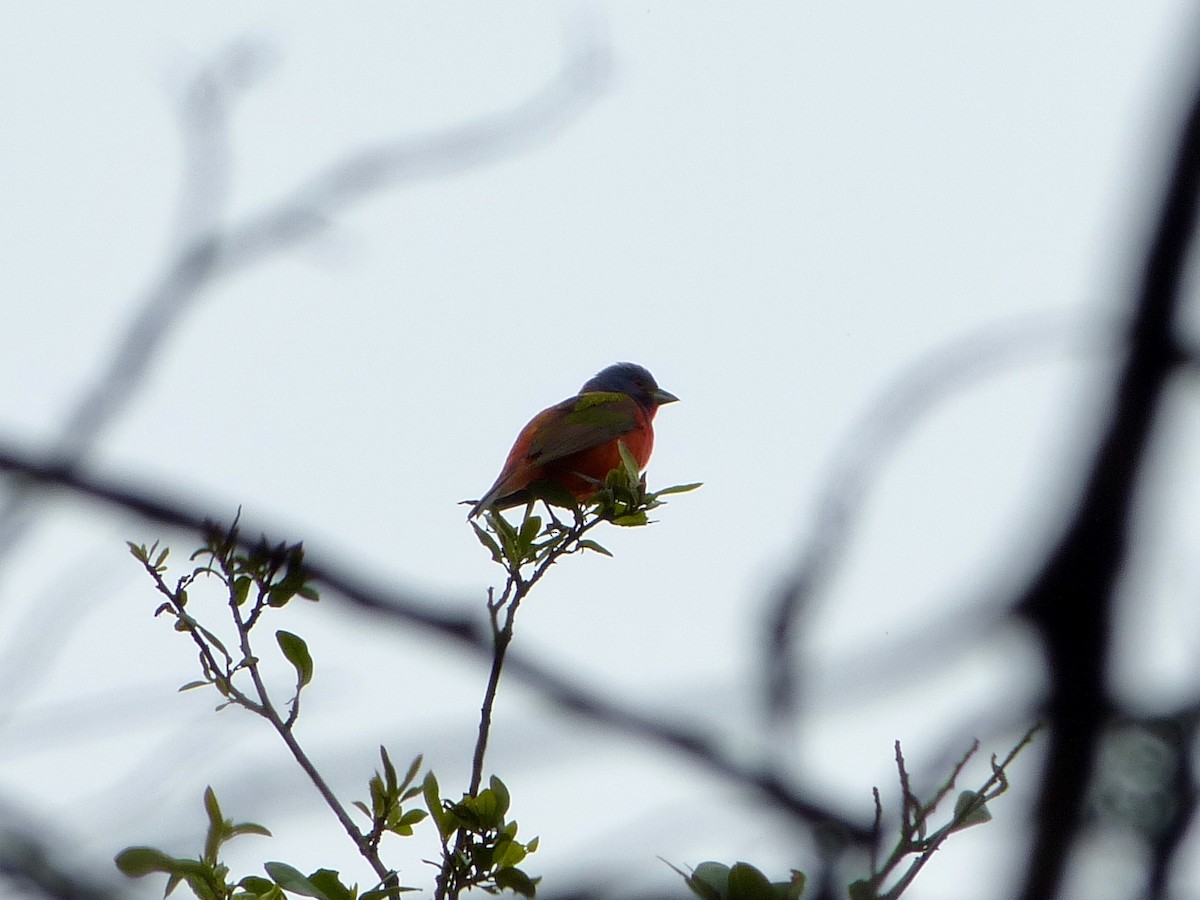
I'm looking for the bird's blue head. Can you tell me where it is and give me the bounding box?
[580,362,679,410]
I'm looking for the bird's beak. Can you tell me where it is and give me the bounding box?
[653,388,680,406]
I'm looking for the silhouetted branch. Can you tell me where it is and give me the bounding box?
[765,311,1115,726]
[1013,43,1200,900]
[1137,714,1197,900]
[0,804,121,900]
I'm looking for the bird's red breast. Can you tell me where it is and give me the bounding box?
[470,363,677,517]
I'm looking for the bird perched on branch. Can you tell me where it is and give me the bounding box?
[469,362,678,517]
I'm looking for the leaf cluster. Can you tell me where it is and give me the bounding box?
[128,519,320,721]
[674,727,1039,900]
[124,522,425,898]
[470,441,701,573]
[470,507,588,571]
[590,440,702,528]
[114,786,374,900]
[425,774,540,898]
[675,861,805,900]
[355,748,429,849]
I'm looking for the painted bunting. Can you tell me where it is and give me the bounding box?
[470,362,678,517]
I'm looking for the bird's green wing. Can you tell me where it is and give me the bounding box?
[521,391,641,465]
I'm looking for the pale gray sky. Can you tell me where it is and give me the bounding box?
[2,3,1198,898]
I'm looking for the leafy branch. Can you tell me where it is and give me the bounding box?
[118,452,699,900]
[850,724,1043,900]
[464,443,700,801]
[123,518,420,899]
[435,445,700,899]
[669,726,1040,900]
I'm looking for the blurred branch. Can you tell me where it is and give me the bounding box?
[1107,712,1199,900]
[0,546,117,731]
[1146,729,1198,900]
[765,311,1115,726]
[0,803,121,900]
[0,27,612,566]
[1013,45,1200,900]
[0,439,873,844]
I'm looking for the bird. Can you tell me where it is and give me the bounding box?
[469,362,678,517]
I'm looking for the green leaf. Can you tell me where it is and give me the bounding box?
[653,481,704,497]
[264,861,330,898]
[276,630,314,687]
[488,510,521,563]
[725,863,778,900]
[612,512,648,527]
[577,539,612,557]
[178,680,209,692]
[307,870,357,900]
[369,774,386,816]
[489,775,511,817]
[689,862,730,899]
[396,808,427,827]
[494,839,527,869]
[493,866,537,898]
[951,790,992,831]
[380,746,398,793]
[471,521,504,562]
[423,772,456,839]
[237,875,275,894]
[471,789,501,828]
[204,786,223,827]
[203,786,226,863]
[616,439,640,482]
[229,822,272,839]
[488,509,518,544]
[233,576,252,607]
[114,846,181,877]
[518,515,543,553]
[399,754,423,793]
[266,586,294,608]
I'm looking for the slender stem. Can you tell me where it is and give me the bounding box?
[470,619,511,796]
[229,573,395,888]
[270,707,394,884]
[439,509,600,900]
[469,585,526,795]
[467,513,600,794]
[877,725,1040,899]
